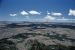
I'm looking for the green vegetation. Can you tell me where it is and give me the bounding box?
[0,38,18,50]
[46,33,72,41]
[28,40,75,50]
[0,33,75,50]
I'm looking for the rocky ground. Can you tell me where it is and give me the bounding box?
[0,23,75,50]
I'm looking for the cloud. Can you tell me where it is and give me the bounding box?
[21,10,28,15]
[47,13,50,15]
[56,18,75,20]
[43,15,55,22]
[9,14,17,16]
[29,10,41,15]
[56,18,75,23]
[51,12,62,16]
[47,11,50,15]
[56,18,69,20]
[68,9,75,16]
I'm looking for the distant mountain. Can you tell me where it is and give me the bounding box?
[0,21,75,28]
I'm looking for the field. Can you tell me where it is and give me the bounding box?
[0,22,75,50]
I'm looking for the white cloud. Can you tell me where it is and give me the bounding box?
[56,18,75,20]
[56,18,75,23]
[52,12,62,16]
[47,13,50,15]
[43,15,55,22]
[9,14,17,16]
[54,18,75,23]
[68,9,75,16]
[56,18,69,20]
[29,10,41,15]
[47,11,50,15]
[21,10,28,15]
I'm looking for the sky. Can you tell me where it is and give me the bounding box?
[0,0,75,22]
